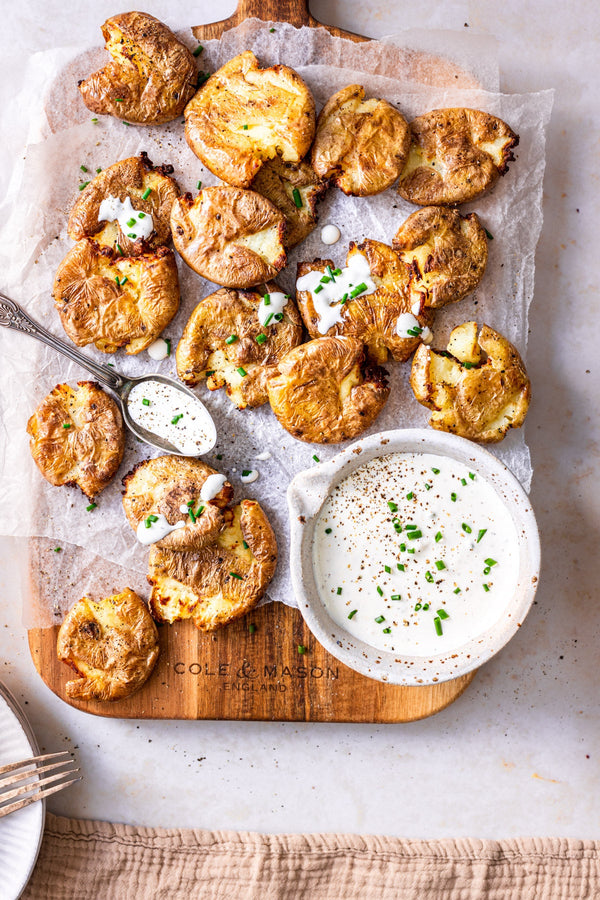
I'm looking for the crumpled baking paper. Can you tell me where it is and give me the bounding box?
[0,19,553,626]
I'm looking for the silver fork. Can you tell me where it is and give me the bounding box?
[0,751,81,818]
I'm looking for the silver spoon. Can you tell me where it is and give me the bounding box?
[0,293,217,457]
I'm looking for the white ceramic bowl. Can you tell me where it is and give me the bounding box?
[288,429,540,686]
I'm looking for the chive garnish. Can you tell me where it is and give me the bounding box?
[96,167,102,173]
[405,524,418,530]
[197,71,209,86]
[460,478,467,486]
[205,370,215,377]
[422,603,430,610]
[387,501,398,512]
[483,583,490,592]
[264,313,274,326]
[484,228,494,241]
[435,531,442,542]
[485,558,497,567]
[432,468,440,474]
[450,492,457,502]
[263,294,271,305]
[237,367,247,377]
[269,27,276,32]
[314,285,324,294]
[425,483,432,490]
[435,560,446,570]
[325,527,332,534]
[242,470,251,477]
[120,276,128,285]
[320,276,331,284]
[348,610,357,619]
[407,530,422,540]
[375,615,385,624]
[484,566,491,575]
[138,213,145,219]
[229,572,243,580]
[298,645,307,654]
[142,398,150,406]
[144,514,159,528]
[62,423,71,429]
[274,313,283,322]
[248,623,256,634]
[425,571,434,583]
[54,547,62,553]
[197,180,202,190]
[340,293,349,304]
[292,187,302,208]
[126,217,136,228]
[79,182,89,191]
[463,362,474,369]
[193,44,203,56]
[437,609,449,619]
[91,117,98,123]
[350,282,367,298]
[384,565,391,574]
[333,268,342,276]
[256,333,267,344]
[80,164,88,173]
[397,564,405,572]
[116,243,124,256]
[400,543,406,552]
[476,529,487,543]
[382,627,392,634]
[312,455,320,462]
[407,327,422,337]
[376,586,383,596]
[127,232,136,238]
[337,587,342,595]
[142,187,152,200]
[115,275,121,286]
[115,98,124,102]
[86,503,97,512]
[407,548,416,554]
[391,594,401,601]
[242,124,249,130]
[414,602,422,611]
[171,414,184,424]
[434,617,443,636]
[406,491,414,500]
[454,587,461,594]
[462,523,472,533]
[225,334,238,345]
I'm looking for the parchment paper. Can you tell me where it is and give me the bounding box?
[0,20,553,626]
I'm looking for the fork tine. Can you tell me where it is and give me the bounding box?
[0,757,76,794]
[0,775,82,818]
[0,751,71,778]
[0,765,80,807]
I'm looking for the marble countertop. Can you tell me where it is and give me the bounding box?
[0,0,598,837]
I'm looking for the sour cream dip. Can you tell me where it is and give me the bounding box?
[127,380,215,456]
[98,195,154,242]
[312,451,520,656]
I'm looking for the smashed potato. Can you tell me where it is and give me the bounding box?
[397,108,519,206]
[296,240,435,365]
[267,335,390,444]
[27,381,124,500]
[53,239,179,354]
[392,206,488,308]
[57,588,159,701]
[170,186,286,288]
[68,153,180,255]
[184,51,315,187]
[148,499,278,631]
[176,283,304,409]
[311,85,411,196]
[78,12,197,124]
[122,455,233,552]
[410,321,531,442]
[251,157,328,248]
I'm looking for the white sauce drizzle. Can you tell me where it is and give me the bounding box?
[127,381,216,456]
[257,292,288,327]
[255,451,271,461]
[200,473,227,501]
[411,300,422,316]
[313,452,520,656]
[136,513,185,546]
[146,338,170,361]
[296,253,376,335]
[396,313,433,342]
[98,195,154,241]
[321,224,341,245]
[241,470,259,484]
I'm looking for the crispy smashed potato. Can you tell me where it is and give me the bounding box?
[410,321,531,442]
[170,186,286,288]
[78,12,197,124]
[268,335,390,444]
[251,157,328,248]
[147,499,278,631]
[27,381,124,499]
[68,153,180,255]
[392,206,488,308]
[176,283,304,409]
[296,240,435,365]
[53,239,179,354]
[311,85,411,196]
[397,108,519,206]
[57,588,159,701]
[122,456,233,552]
[184,51,315,188]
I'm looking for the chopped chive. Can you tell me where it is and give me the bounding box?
[340,293,349,304]
[484,228,494,241]
[115,275,121,286]
[298,645,307,654]
[116,243,124,256]
[197,505,205,516]
[248,623,256,634]
[229,572,243,580]
[242,540,249,549]
[460,478,467,486]
[115,98,124,102]
[274,313,283,322]
[382,627,392,634]
[463,362,475,369]
[454,587,461,594]
[384,565,391,574]
[425,483,432,490]
[350,282,367,298]
[337,587,342,595]
[405,524,418,531]
[314,284,324,294]
[320,276,331,284]
[142,398,150,406]
[96,167,102,173]
[193,44,203,56]
[437,609,449,619]
[407,548,416,554]
[333,269,342,276]
[376,586,383,596]
[80,164,88,173]
[256,333,267,344]
[91,117,98,123]
[216,454,223,460]
[450,492,457,502]
[137,213,145,219]
[269,26,276,32]
[422,602,430,610]
[312,455,320,462]
[197,180,202,190]
[242,124,249,130]
[120,276,128,286]
[462,523,472,533]
[237,367,247,377]
[171,414,184,424]
[264,313,274,326]
[406,491,414,500]
[425,571,434,583]
[387,501,398,512]
[126,217,136,228]
[123,122,131,126]
[435,531,443,542]
[483,583,490,592]
[263,294,271,306]
[407,530,422,540]
[348,609,357,619]
[469,472,476,480]
[397,564,405,572]
[391,594,401,601]
[375,615,385,624]
[399,543,406,552]
[485,558,497,567]
[292,187,302,208]
[205,370,215,377]
[435,560,446,570]
[225,334,238,345]
[406,327,422,337]
[127,232,136,238]
[188,507,197,524]
[242,469,251,477]
[142,187,152,200]
[79,181,89,190]
[434,617,443,636]
[54,547,62,553]
[476,529,487,543]
[325,527,332,534]
[432,467,440,474]
[197,71,209,86]
[484,566,491,575]
[86,503,97,512]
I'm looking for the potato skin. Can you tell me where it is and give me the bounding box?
[57,588,159,701]
[410,322,531,442]
[251,157,328,248]
[267,335,390,444]
[147,500,278,631]
[392,206,488,308]
[184,51,316,187]
[78,12,198,125]
[397,108,519,206]
[68,153,180,255]
[53,239,179,354]
[176,283,304,409]
[122,455,233,552]
[312,85,411,196]
[27,381,124,500]
[170,186,287,289]
[295,240,435,365]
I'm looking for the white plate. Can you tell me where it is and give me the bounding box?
[0,682,45,900]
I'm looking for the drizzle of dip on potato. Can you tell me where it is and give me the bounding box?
[98,195,154,241]
[257,291,288,327]
[127,381,215,456]
[395,312,433,343]
[296,253,376,334]
[136,513,184,545]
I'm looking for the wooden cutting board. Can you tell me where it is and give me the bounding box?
[27,0,478,722]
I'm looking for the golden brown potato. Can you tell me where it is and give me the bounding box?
[176,283,304,410]
[27,381,124,500]
[397,108,519,206]
[147,499,278,631]
[184,51,316,188]
[267,335,390,444]
[78,12,197,125]
[410,321,531,442]
[56,588,159,701]
[295,240,435,365]
[122,456,233,552]
[170,186,286,288]
[392,206,488,308]
[68,153,180,255]
[311,85,411,196]
[53,239,179,354]
[251,157,328,248]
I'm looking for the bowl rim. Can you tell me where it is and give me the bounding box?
[287,428,540,686]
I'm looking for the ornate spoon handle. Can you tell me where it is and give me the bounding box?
[0,293,127,393]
